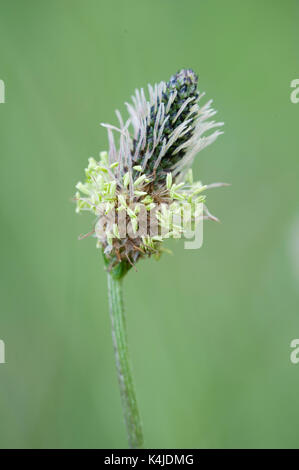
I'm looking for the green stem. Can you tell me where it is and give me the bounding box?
[107,272,144,449]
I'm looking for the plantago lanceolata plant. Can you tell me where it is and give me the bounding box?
[74,69,225,448]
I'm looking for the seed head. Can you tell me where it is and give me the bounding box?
[75,69,224,278]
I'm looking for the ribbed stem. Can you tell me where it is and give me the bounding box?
[107,272,143,449]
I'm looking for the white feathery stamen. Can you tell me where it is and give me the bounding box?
[153,84,158,112]
[125,102,139,138]
[156,115,169,145]
[148,83,154,105]
[205,182,230,189]
[107,128,117,164]
[171,127,194,155]
[203,204,220,222]
[133,129,144,162]
[141,142,151,171]
[146,101,151,127]
[101,123,126,135]
[163,119,192,153]
[115,109,124,130]
[172,96,195,124]
[153,138,167,170]
[166,90,177,114]
[153,102,163,148]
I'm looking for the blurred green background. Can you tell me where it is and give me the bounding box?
[0,0,298,449]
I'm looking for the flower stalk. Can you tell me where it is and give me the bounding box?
[107,272,143,449]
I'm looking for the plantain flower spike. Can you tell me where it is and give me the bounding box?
[75,69,224,278]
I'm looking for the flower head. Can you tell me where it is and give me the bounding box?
[75,69,224,278]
